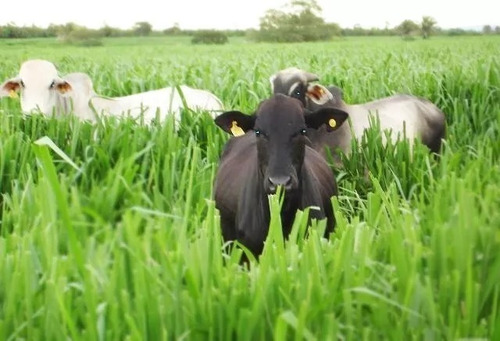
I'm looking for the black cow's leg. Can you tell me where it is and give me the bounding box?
[220,213,237,253]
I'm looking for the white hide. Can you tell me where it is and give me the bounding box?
[0,59,224,125]
[89,85,224,124]
[347,98,423,146]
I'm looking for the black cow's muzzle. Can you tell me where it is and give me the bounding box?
[266,175,293,194]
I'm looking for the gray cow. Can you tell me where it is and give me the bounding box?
[270,67,446,158]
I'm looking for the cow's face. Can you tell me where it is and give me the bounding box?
[269,67,317,107]
[0,60,72,116]
[215,94,349,194]
[270,68,342,111]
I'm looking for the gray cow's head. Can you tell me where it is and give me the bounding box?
[270,67,343,111]
[215,94,348,194]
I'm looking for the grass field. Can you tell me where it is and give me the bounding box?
[0,35,499,340]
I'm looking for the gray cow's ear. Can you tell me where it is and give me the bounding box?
[215,111,256,136]
[304,107,348,132]
[306,84,334,105]
[0,78,22,98]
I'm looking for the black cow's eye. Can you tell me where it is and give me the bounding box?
[49,81,55,89]
[255,129,261,137]
[300,128,307,135]
[20,80,25,88]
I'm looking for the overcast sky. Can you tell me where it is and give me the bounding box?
[0,0,497,31]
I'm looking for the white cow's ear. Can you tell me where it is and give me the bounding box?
[53,78,73,96]
[0,77,22,98]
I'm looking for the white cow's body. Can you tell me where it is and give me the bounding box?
[89,85,223,124]
[0,59,224,125]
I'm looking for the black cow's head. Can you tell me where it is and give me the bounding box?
[270,68,343,111]
[215,94,348,194]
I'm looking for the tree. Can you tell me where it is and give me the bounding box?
[133,22,152,36]
[164,23,181,35]
[397,20,419,38]
[255,0,340,42]
[421,16,437,39]
[55,22,83,40]
[100,25,114,37]
[483,25,492,34]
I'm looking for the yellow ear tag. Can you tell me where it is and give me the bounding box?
[230,121,245,136]
[9,90,18,99]
[328,118,337,128]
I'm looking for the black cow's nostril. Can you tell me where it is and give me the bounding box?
[268,176,292,192]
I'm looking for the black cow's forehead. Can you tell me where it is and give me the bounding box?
[255,94,305,129]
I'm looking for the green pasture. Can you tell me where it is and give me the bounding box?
[0,35,499,340]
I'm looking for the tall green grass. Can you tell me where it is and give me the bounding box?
[0,35,499,340]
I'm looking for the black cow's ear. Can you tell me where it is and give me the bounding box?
[304,107,349,132]
[214,111,256,136]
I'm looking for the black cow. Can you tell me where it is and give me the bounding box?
[213,94,348,257]
[270,67,446,157]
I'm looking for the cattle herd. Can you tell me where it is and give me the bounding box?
[1,59,446,259]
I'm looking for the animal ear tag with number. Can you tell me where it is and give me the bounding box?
[230,121,245,136]
[306,84,333,105]
[328,118,337,128]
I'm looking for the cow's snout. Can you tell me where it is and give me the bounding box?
[267,175,293,193]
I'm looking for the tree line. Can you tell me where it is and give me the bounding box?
[1,0,498,44]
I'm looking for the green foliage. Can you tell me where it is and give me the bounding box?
[61,28,104,46]
[421,16,437,39]
[0,35,499,340]
[163,23,181,36]
[0,23,55,38]
[342,24,396,36]
[191,30,229,45]
[254,0,340,42]
[483,25,493,34]
[397,19,420,37]
[133,21,153,36]
[1,21,498,40]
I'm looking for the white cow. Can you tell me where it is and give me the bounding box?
[270,67,446,156]
[0,59,224,125]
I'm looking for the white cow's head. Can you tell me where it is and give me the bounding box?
[0,59,86,116]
